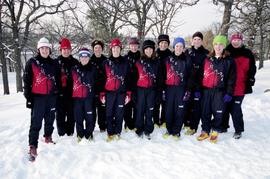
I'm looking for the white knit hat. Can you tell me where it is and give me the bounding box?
[37,37,52,50]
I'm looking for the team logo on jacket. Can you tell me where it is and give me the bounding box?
[32,63,54,94]
[72,70,91,98]
[136,60,156,88]
[104,61,123,91]
[165,58,183,85]
[202,58,224,88]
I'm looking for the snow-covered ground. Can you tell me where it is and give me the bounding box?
[0,61,270,179]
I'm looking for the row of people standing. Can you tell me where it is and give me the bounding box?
[23,31,256,161]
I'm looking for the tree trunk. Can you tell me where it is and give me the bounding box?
[258,24,264,69]
[0,1,10,94]
[13,29,23,92]
[219,0,233,36]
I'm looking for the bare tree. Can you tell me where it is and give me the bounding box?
[213,0,234,36]
[151,0,199,38]
[0,1,9,94]
[1,0,74,92]
[234,0,270,69]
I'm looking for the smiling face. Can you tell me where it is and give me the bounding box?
[129,44,139,53]
[80,56,90,65]
[174,43,184,56]
[144,47,153,58]
[61,48,71,58]
[39,47,50,58]
[159,41,169,51]
[93,45,103,58]
[112,46,121,58]
[214,43,225,57]
[192,37,203,49]
[231,39,242,48]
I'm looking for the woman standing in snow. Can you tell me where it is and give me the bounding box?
[197,35,236,143]
[23,37,60,161]
[221,32,257,139]
[162,37,194,140]
[102,38,132,142]
[71,48,97,142]
[134,40,163,139]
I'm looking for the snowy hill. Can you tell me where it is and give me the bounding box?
[0,61,270,179]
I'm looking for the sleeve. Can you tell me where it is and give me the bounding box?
[195,58,206,92]
[185,55,195,91]
[23,59,33,99]
[246,49,257,86]
[156,60,164,92]
[125,60,133,92]
[55,59,62,95]
[226,58,236,95]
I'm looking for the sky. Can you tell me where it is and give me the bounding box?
[172,0,223,37]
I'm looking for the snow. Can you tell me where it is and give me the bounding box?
[1,61,270,179]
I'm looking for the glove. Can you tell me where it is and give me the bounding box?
[183,91,191,101]
[194,91,201,99]
[26,98,33,109]
[223,94,232,103]
[100,92,106,104]
[162,91,166,101]
[125,91,132,105]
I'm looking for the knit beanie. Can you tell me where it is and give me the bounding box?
[59,38,71,49]
[158,34,170,45]
[143,40,155,51]
[37,37,51,50]
[213,35,228,47]
[79,48,91,58]
[192,31,203,40]
[129,37,140,45]
[230,32,243,42]
[110,38,122,49]
[173,37,185,48]
[91,40,104,50]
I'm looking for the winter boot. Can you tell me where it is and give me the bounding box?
[145,133,151,140]
[28,145,37,162]
[45,136,56,144]
[44,136,56,144]
[185,128,196,135]
[209,131,218,143]
[77,136,82,143]
[163,132,170,139]
[233,132,242,139]
[197,131,209,141]
[106,135,114,142]
[172,134,181,141]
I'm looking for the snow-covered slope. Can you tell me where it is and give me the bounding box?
[0,61,270,179]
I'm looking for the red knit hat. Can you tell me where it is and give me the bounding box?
[110,38,122,49]
[230,32,243,42]
[60,38,71,49]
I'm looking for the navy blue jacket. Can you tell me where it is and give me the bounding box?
[23,54,60,99]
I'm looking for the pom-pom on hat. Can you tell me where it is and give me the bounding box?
[173,37,185,48]
[79,48,91,58]
[37,37,52,50]
[213,35,228,47]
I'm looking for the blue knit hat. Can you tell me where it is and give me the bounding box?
[173,37,185,48]
[79,48,91,58]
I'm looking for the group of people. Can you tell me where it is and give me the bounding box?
[23,31,256,161]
